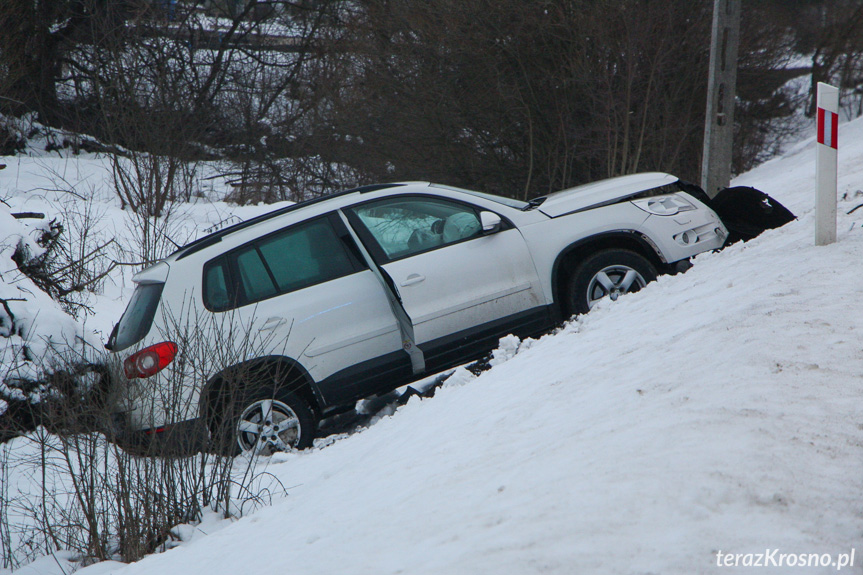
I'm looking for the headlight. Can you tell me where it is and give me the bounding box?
[631,194,697,216]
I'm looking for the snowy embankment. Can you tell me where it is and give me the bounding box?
[52,122,863,574]
[2,116,863,574]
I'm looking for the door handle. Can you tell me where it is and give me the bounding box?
[260,316,287,331]
[400,273,426,287]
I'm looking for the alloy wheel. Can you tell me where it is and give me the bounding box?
[585,265,647,309]
[236,398,302,455]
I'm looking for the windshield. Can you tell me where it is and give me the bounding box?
[113,282,164,352]
[430,184,529,209]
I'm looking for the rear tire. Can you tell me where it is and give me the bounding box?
[211,388,315,456]
[565,249,657,316]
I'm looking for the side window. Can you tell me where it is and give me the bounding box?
[203,258,231,311]
[349,197,482,260]
[236,246,278,303]
[203,216,361,310]
[256,218,356,293]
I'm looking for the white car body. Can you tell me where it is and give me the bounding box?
[108,173,727,448]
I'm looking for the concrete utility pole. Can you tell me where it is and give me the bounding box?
[701,0,742,198]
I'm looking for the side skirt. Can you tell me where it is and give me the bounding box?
[316,306,555,409]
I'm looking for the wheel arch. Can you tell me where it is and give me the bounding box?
[199,355,323,425]
[550,231,665,319]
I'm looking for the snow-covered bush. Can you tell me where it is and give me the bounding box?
[0,204,104,439]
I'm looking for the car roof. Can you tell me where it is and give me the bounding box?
[171,183,409,261]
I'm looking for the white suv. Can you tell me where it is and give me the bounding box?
[107,173,727,454]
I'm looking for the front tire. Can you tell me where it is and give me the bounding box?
[566,249,657,316]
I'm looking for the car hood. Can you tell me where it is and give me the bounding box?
[537,172,679,218]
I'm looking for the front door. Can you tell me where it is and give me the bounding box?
[344,195,545,369]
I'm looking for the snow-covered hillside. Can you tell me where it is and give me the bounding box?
[4,116,863,574]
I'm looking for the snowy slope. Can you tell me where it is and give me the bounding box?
[2,116,862,574]
[49,120,863,574]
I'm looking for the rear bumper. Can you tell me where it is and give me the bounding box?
[111,412,209,456]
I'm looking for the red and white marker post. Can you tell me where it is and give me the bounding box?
[816,82,839,246]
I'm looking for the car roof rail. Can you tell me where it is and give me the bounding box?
[173,183,405,261]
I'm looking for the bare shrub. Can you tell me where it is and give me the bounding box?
[111,153,201,218]
[12,209,117,318]
[4,428,240,565]
[5,169,121,318]
[0,444,11,569]
[0,299,297,567]
[111,156,201,265]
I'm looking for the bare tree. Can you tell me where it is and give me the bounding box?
[322,0,715,196]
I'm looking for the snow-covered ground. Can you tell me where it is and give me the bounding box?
[3,115,863,574]
[0,141,295,341]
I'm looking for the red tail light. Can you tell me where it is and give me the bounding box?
[124,342,178,379]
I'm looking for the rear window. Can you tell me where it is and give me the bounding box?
[113,283,164,352]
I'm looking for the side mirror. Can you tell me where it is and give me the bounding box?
[480,211,502,235]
